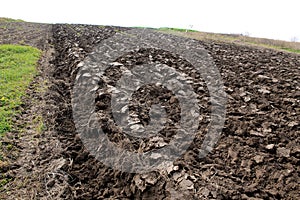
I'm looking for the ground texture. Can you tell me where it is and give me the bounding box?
[0,22,299,199]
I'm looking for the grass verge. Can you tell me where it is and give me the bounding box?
[0,44,42,192]
[0,18,24,23]
[0,44,41,136]
[158,29,300,54]
[158,27,198,32]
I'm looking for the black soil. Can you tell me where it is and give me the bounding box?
[0,22,299,199]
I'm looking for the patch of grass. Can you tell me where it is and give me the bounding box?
[280,47,300,54]
[18,40,27,46]
[0,159,11,191]
[0,44,41,136]
[0,25,7,30]
[0,177,11,188]
[33,115,46,134]
[0,17,24,23]
[243,40,300,54]
[132,26,154,29]
[133,26,198,32]
[158,27,198,32]
[6,144,13,151]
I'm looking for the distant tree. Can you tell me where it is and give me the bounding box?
[186,25,193,32]
[290,36,298,42]
[244,32,251,37]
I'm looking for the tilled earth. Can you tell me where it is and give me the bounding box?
[0,22,51,49]
[0,22,299,199]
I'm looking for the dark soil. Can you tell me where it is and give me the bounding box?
[0,22,51,49]
[0,22,299,199]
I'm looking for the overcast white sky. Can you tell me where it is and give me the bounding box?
[1,0,299,41]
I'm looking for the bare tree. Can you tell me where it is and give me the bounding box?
[244,31,251,37]
[291,36,298,42]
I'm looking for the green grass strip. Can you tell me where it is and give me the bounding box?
[0,17,24,23]
[0,44,41,135]
[158,27,198,32]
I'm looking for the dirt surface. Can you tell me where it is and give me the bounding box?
[0,23,299,199]
[0,22,51,49]
[0,21,65,199]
